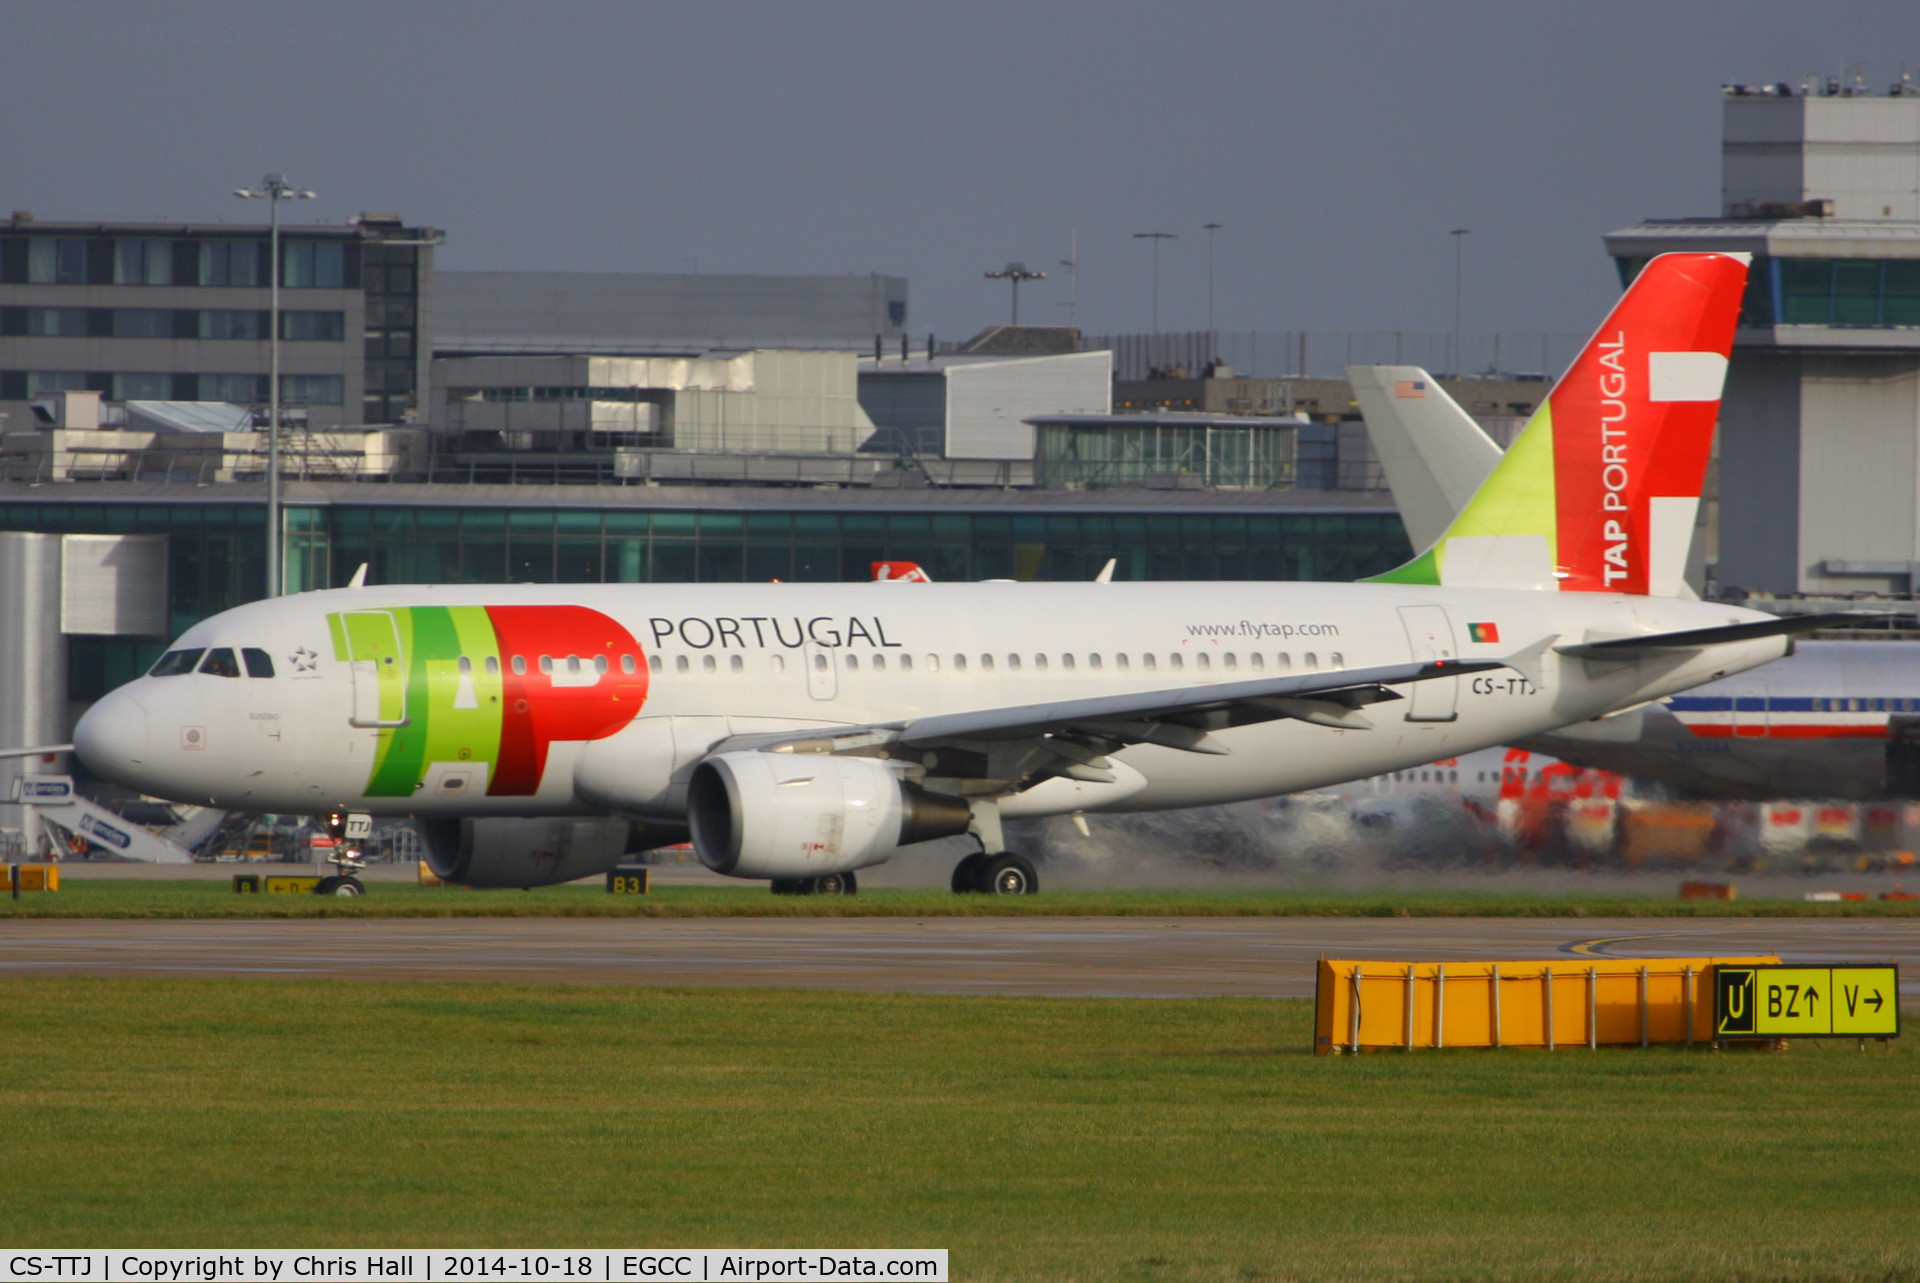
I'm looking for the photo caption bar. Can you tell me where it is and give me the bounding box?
[0,1251,947,1283]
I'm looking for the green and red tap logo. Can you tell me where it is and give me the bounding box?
[327,605,649,797]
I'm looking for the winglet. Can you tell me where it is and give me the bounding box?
[1094,558,1116,584]
[347,563,369,589]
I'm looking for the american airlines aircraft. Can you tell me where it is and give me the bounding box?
[1351,361,1916,802]
[59,253,1846,894]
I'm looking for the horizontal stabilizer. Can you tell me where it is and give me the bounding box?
[0,744,73,760]
[1554,612,1882,661]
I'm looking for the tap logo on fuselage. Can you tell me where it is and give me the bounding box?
[326,604,649,798]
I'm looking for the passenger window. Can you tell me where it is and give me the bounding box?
[1007,654,1022,671]
[953,654,967,671]
[457,656,472,675]
[566,656,581,674]
[1276,653,1291,670]
[702,654,716,673]
[148,648,206,676]
[511,655,526,675]
[1250,653,1264,670]
[242,647,275,678]
[1331,652,1345,670]
[1223,653,1237,670]
[1169,654,1183,671]
[675,655,690,673]
[771,654,785,674]
[485,656,500,675]
[594,655,608,674]
[980,654,993,671]
[1196,653,1211,671]
[729,654,743,672]
[1116,654,1130,670]
[1034,654,1048,671]
[539,656,554,674]
[1142,653,1156,671]
[925,655,939,672]
[1304,653,1318,670]
[1089,654,1103,670]
[648,654,662,673]
[813,653,828,671]
[620,654,635,674]
[198,648,242,678]
[846,654,860,671]
[872,654,886,672]
[1062,654,1075,670]
[899,654,912,671]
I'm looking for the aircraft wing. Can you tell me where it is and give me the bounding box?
[720,658,1504,784]
[1555,612,1884,661]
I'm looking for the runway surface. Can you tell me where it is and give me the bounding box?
[1,916,1914,998]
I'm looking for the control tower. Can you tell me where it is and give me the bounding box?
[1606,82,1920,599]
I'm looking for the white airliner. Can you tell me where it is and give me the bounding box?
[63,253,1847,894]
[1351,359,1914,801]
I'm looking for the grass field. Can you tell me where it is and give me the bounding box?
[4,878,1920,920]
[0,978,1914,1279]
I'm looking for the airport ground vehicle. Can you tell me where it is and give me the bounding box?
[70,253,1829,894]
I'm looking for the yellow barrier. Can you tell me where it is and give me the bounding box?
[1314,956,1780,1055]
[7,865,58,893]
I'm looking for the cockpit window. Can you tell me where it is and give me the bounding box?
[149,649,205,677]
[198,647,242,678]
[242,647,275,678]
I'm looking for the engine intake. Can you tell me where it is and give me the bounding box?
[688,751,972,879]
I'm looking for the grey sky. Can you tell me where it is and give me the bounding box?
[5,1,1913,343]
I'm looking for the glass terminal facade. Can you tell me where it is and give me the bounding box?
[1616,255,1920,329]
[0,501,1411,701]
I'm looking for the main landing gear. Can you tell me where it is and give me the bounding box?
[770,872,858,896]
[950,851,1039,895]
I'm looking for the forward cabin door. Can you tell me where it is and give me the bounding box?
[1398,605,1459,722]
[343,611,409,728]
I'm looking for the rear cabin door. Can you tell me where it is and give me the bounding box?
[1730,681,1769,738]
[343,611,409,727]
[1397,605,1459,722]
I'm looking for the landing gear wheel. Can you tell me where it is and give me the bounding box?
[314,876,364,897]
[951,852,988,894]
[979,853,1038,895]
[811,872,857,896]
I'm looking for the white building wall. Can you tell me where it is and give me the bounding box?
[944,351,1113,461]
[1797,355,1920,594]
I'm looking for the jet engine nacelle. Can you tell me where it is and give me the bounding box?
[687,751,973,879]
[420,816,682,888]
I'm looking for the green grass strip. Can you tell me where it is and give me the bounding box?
[2,880,1918,919]
[0,978,1914,1279]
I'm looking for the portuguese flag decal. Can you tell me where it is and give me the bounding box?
[1467,621,1500,644]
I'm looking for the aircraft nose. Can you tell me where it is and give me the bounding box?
[74,688,150,786]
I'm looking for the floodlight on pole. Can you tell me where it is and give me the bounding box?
[1450,227,1470,379]
[234,173,316,598]
[1132,232,1176,334]
[983,262,1046,325]
[1202,223,1222,339]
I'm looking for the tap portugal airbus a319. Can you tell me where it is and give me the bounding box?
[66,253,1852,894]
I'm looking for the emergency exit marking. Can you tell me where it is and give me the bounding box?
[1715,965,1899,1039]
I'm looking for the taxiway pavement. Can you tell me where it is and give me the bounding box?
[0,916,1913,999]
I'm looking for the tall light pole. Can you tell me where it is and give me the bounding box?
[983,262,1046,325]
[1058,232,1079,329]
[1202,222,1222,339]
[1133,232,1176,334]
[234,173,315,597]
[1449,228,1469,379]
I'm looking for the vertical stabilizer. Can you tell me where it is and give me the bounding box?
[1368,252,1747,596]
[1348,365,1503,554]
